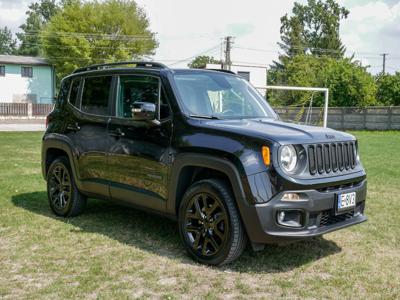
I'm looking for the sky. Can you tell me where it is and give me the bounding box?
[0,0,399,74]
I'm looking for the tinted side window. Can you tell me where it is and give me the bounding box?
[58,78,71,104]
[81,76,112,116]
[69,79,81,108]
[117,75,170,119]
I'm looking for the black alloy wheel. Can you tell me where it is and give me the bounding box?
[47,156,86,217]
[179,179,247,266]
[48,163,72,211]
[184,192,229,257]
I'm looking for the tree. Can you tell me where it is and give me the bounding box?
[278,0,349,60]
[188,55,221,69]
[376,73,400,106]
[268,55,377,107]
[0,26,17,55]
[16,0,61,56]
[40,0,158,81]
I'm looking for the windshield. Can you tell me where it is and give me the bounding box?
[173,72,277,119]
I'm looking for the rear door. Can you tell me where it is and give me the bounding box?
[107,74,172,211]
[64,75,114,197]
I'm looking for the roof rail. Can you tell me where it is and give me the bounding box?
[206,68,236,75]
[73,61,168,74]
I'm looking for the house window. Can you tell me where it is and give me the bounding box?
[237,71,250,81]
[21,66,33,78]
[0,66,5,77]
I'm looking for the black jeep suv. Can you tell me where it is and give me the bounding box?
[42,61,367,265]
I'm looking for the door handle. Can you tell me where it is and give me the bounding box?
[66,122,80,132]
[109,128,125,137]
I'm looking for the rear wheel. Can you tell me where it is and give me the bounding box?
[178,179,247,266]
[47,156,86,217]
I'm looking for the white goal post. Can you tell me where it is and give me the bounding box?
[256,86,330,128]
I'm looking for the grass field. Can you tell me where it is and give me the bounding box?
[0,131,399,299]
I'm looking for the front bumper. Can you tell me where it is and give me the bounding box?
[242,179,367,244]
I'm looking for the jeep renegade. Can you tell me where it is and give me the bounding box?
[42,61,367,266]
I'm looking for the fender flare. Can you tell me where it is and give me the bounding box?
[167,153,249,216]
[42,134,82,189]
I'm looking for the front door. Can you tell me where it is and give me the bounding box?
[107,74,172,211]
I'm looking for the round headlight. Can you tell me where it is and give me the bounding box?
[280,145,298,173]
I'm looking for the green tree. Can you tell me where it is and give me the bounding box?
[376,73,400,106]
[17,0,61,56]
[41,0,158,81]
[278,0,349,60]
[188,55,221,69]
[269,55,376,107]
[0,26,17,55]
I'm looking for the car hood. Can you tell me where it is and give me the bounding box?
[199,118,354,145]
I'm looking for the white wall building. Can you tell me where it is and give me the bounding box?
[0,55,55,104]
[206,63,267,88]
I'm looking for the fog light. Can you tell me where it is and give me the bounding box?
[278,211,286,223]
[281,193,301,201]
[276,210,304,228]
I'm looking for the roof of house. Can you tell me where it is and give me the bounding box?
[0,55,51,66]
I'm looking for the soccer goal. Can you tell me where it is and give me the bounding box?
[256,86,329,128]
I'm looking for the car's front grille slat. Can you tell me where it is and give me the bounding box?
[308,146,317,175]
[316,145,324,174]
[308,141,357,176]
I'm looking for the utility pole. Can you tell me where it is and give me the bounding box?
[224,36,234,71]
[381,53,388,75]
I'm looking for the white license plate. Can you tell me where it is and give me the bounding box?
[337,192,356,211]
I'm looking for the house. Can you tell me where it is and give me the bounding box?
[0,55,55,104]
[206,63,267,89]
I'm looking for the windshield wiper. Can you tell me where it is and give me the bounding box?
[189,114,221,120]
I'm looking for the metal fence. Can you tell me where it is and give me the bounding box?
[0,103,54,118]
[32,104,54,116]
[0,103,28,116]
[275,106,400,130]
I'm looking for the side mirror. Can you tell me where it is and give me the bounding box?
[132,102,157,121]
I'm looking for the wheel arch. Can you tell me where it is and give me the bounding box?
[42,135,79,185]
[167,153,249,217]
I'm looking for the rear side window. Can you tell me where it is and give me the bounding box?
[81,76,112,116]
[58,78,71,104]
[69,79,81,108]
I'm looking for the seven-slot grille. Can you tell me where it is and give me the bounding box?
[308,142,356,175]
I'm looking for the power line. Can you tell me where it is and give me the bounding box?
[167,44,221,66]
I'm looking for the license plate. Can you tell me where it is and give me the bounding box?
[337,192,356,212]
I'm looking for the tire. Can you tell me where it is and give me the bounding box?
[178,179,247,266]
[46,156,86,217]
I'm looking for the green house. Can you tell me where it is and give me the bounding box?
[0,55,55,104]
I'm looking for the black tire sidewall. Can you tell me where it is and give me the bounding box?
[178,180,237,266]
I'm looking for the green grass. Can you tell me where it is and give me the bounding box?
[0,131,399,299]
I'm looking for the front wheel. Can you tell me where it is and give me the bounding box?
[47,156,86,217]
[178,179,247,266]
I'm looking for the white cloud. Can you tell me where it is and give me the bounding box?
[0,0,31,34]
[341,1,400,73]
[0,0,398,73]
[135,0,296,67]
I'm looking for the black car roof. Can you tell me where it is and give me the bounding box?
[64,61,238,81]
